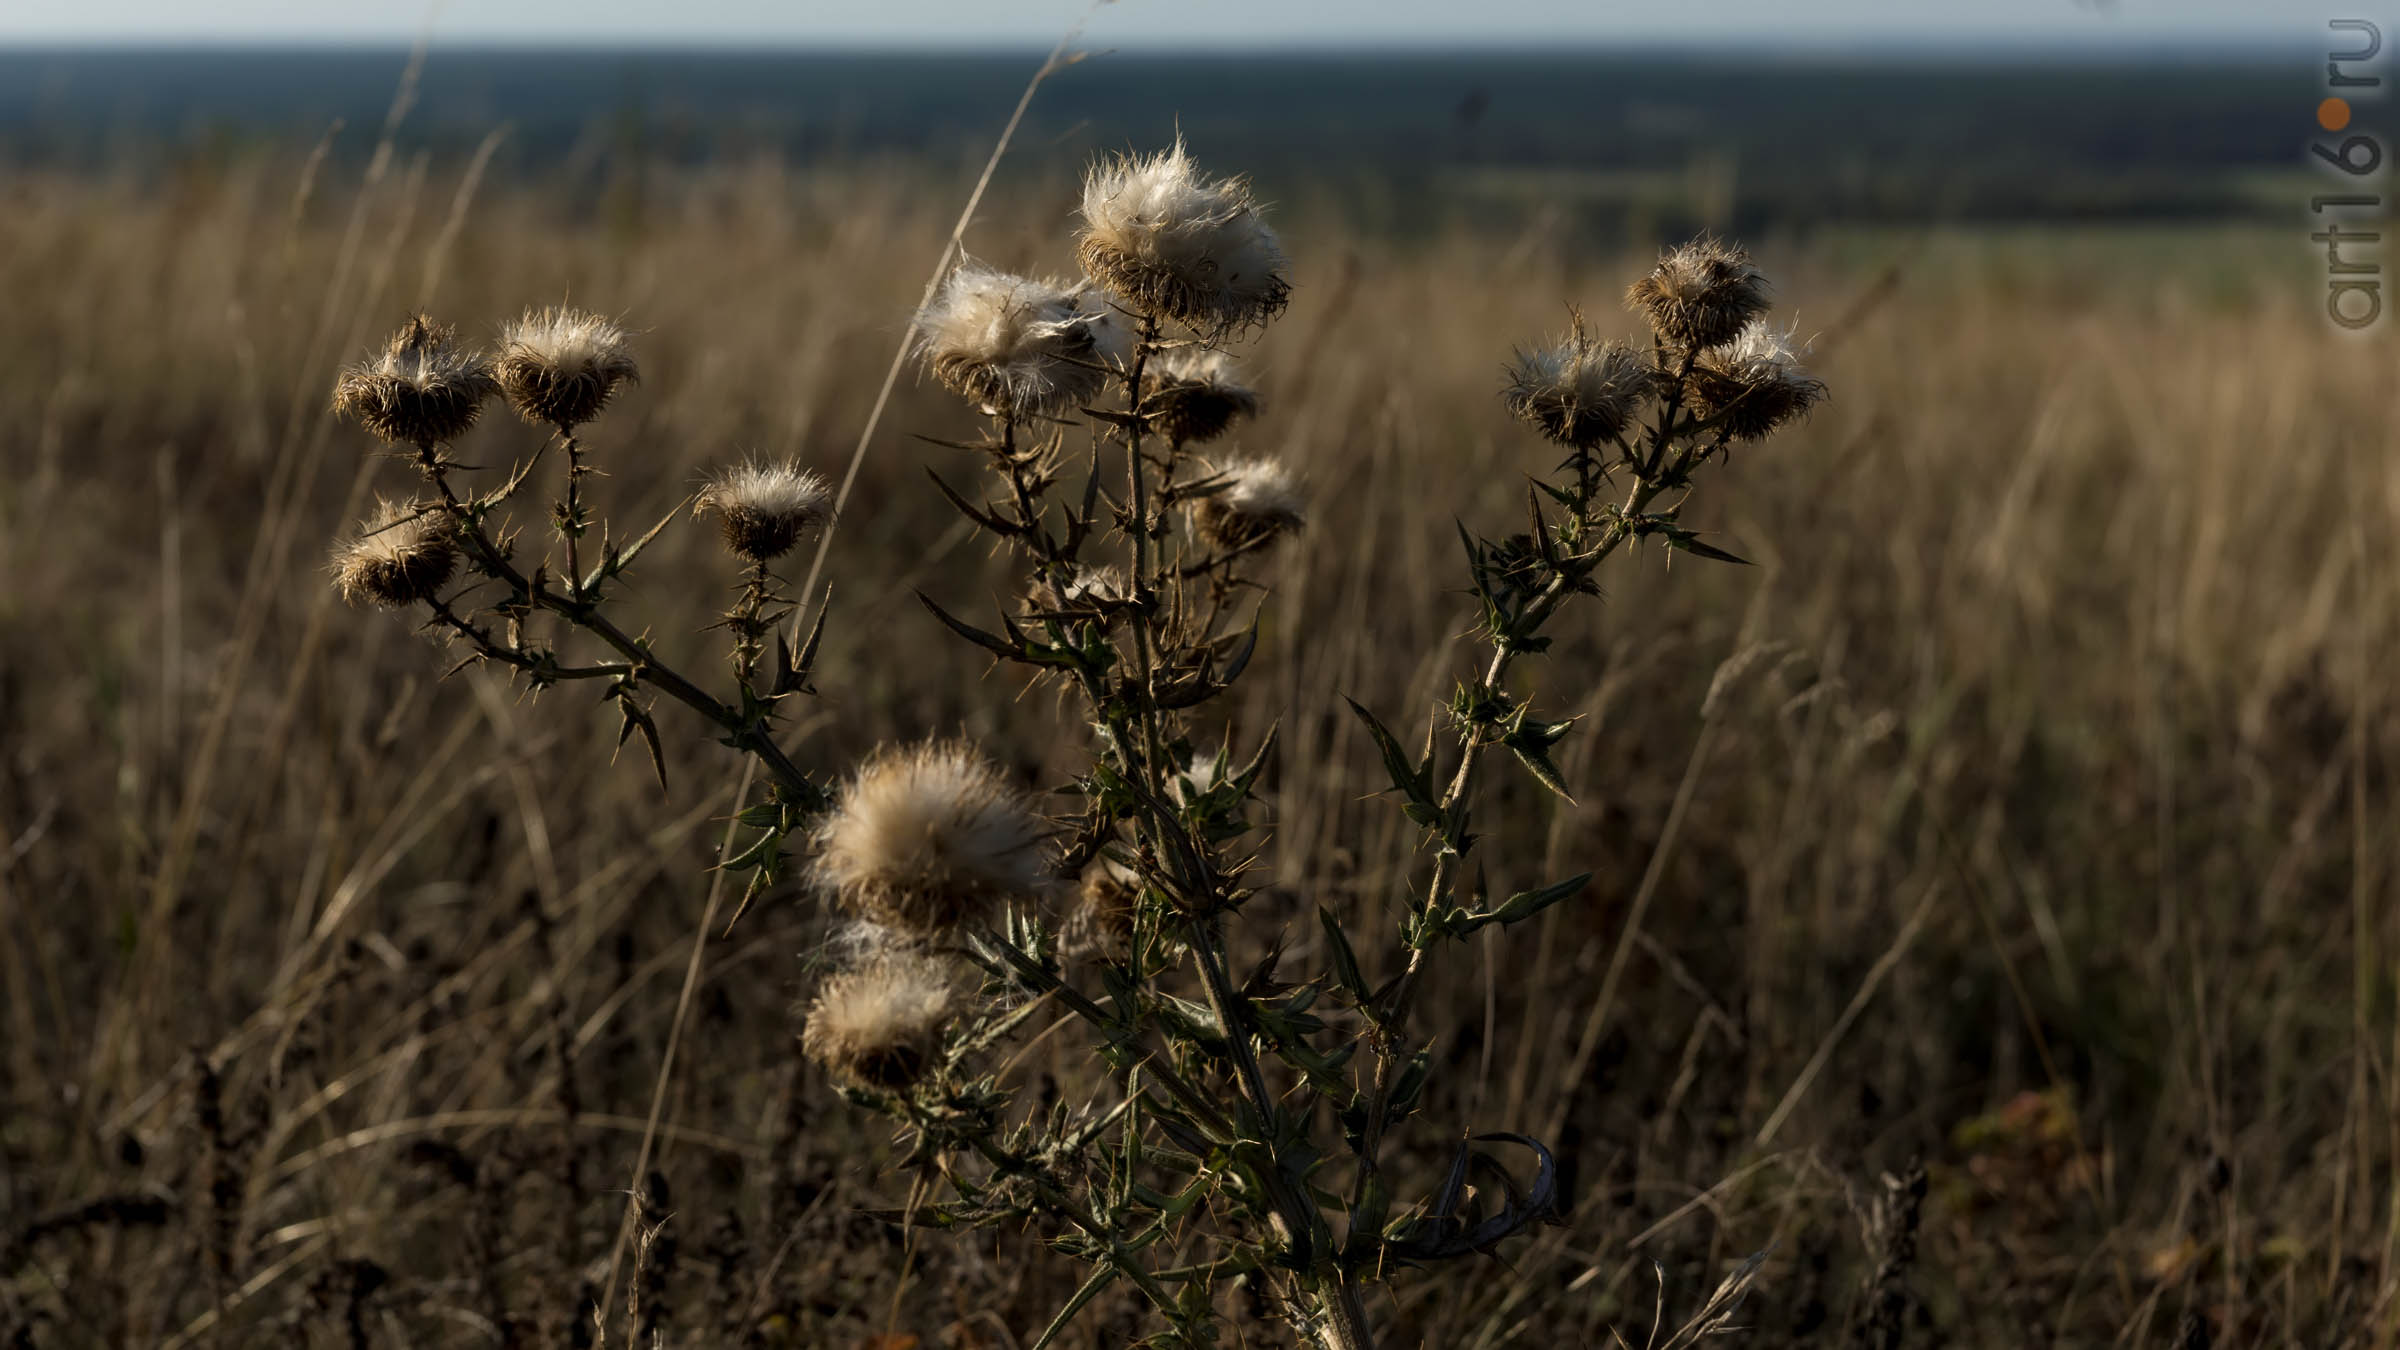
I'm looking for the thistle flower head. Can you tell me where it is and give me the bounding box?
[493,307,639,429]
[332,499,458,608]
[332,315,496,447]
[1142,347,1259,446]
[1502,323,1655,450]
[1625,238,1771,353]
[812,741,1052,936]
[1076,140,1291,336]
[1189,457,1305,554]
[800,951,958,1090]
[694,459,833,563]
[1688,319,1827,441]
[912,263,1112,418]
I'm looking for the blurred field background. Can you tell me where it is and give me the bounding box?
[2,36,2397,1349]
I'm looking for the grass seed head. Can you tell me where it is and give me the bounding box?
[913,263,1111,418]
[1076,140,1291,336]
[1626,237,1772,353]
[1142,347,1260,446]
[1688,319,1827,441]
[332,499,458,608]
[800,951,958,1090]
[1190,457,1305,554]
[694,459,833,563]
[1502,325,1654,450]
[332,315,497,447]
[493,307,639,429]
[812,741,1052,936]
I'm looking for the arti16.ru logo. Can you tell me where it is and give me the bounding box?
[2315,21,2384,330]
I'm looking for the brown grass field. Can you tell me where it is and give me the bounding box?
[1,130,2396,1348]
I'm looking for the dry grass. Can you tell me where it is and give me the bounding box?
[1,143,2395,1348]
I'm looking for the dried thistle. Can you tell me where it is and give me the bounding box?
[493,307,639,429]
[1625,238,1771,353]
[1502,322,1654,450]
[1076,140,1291,336]
[913,263,1112,418]
[1687,319,1826,441]
[1025,564,1131,624]
[331,499,458,608]
[812,741,1052,937]
[1063,861,1140,960]
[1189,458,1305,554]
[800,951,959,1090]
[1142,347,1259,446]
[694,460,833,563]
[332,315,497,447]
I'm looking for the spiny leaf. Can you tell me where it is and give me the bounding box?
[1508,740,1576,804]
[916,591,1023,662]
[1344,697,1434,809]
[1668,532,1753,566]
[1449,872,1593,936]
[1319,907,1371,1006]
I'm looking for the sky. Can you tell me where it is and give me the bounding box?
[0,0,2324,49]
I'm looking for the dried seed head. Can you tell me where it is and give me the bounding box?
[332,315,497,447]
[1076,140,1291,336]
[913,263,1112,418]
[800,951,958,1090]
[1064,861,1141,961]
[1625,238,1771,353]
[493,308,639,429]
[694,460,833,563]
[812,741,1052,936]
[1080,294,1139,373]
[1024,564,1131,625]
[1688,320,1827,441]
[1190,457,1305,554]
[1142,347,1260,446]
[1502,326,1655,450]
[332,499,458,608]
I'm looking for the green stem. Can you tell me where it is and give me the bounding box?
[414,447,823,808]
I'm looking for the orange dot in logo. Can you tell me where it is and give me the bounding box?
[2321,97,2354,131]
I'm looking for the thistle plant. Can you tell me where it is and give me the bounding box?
[325,151,1822,1348]
[328,307,837,885]
[779,149,1827,1348]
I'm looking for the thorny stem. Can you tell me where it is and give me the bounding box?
[960,1132,1186,1328]
[411,444,826,809]
[556,423,589,601]
[1353,359,1720,1184]
[732,555,775,690]
[421,596,633,683]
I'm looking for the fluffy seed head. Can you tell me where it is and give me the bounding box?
[1502,326,1655,450]
[332,499,458,608]
[332,315,497,446]
[1076,141,1291,336]
[1142,347,1259,446]
[812,741,1052,936]
[1688,320,1827,441]
[913,263,1111,418]
[493,307,639,428]
[800,952,958,1090]
[1189,458,1305,554]
[1625,238,1772,352]
[694,460,833,562]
